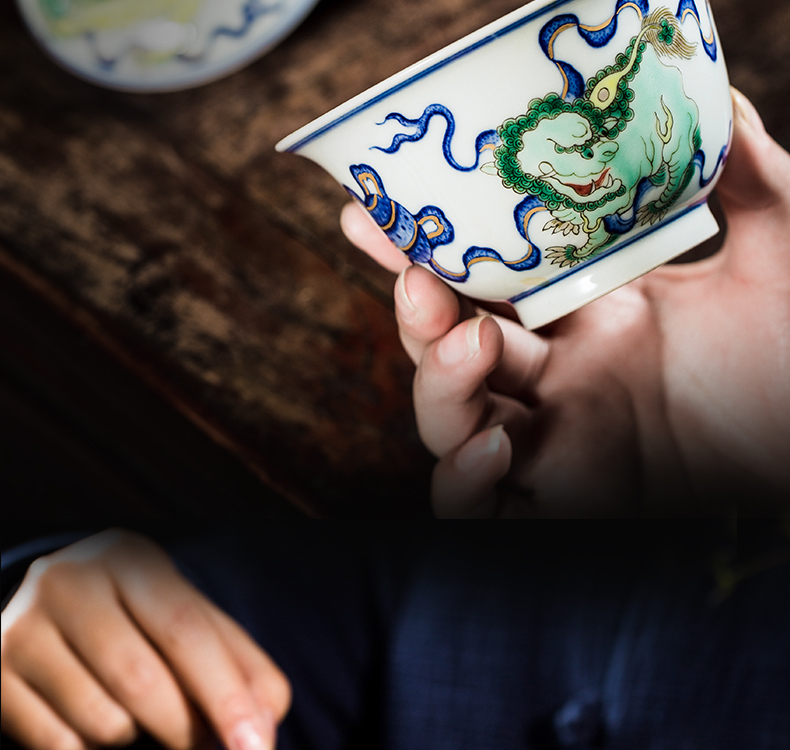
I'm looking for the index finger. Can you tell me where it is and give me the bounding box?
[340,201,411,273]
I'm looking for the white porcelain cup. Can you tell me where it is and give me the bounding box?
[15,0,319,92]
[277,0,732,329]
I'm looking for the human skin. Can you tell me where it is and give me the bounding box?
[340,88,790,517]
[1,530,291,750]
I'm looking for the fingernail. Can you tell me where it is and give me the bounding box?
[228,719,272,750]
[466,315,487,357]
[395,267,416,318]
[731,87,764,133]
[437,315,488,365]
[455,425,505,473]
[438,315,491,367]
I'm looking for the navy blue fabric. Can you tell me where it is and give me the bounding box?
[2,526,789,750]
[166,525,410,750]
[166,527,790,750]
[381,533,790,750]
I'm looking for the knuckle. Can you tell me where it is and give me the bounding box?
[1,613,49,665]
[33,562,72,600]
[161,599,211,647]
[114,650,160,701]
[26,555,54,582]
[115,530,171,567]
[34,560,103,608]
[107,532,172,582]
[21,531,143,607]
[24,557,73,608]
[111,529,161,558]
[216,689,256,728]
[0,617,28,656]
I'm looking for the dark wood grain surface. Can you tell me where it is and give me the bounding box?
[1,0,788,517]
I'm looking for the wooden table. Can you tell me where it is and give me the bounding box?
[1,0,788,518]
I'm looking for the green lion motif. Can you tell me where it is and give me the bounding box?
[491,8,701,268]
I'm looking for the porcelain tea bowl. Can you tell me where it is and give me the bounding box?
[15,0,320,92]
[277,0,732,329]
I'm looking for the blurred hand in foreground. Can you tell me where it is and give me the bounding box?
[1,530,291,750]
[340,88,790,517]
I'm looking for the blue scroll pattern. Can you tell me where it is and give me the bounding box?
[350,0,727,292]
[346,165,541,282]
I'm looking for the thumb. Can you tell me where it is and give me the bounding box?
[717,88,790,214]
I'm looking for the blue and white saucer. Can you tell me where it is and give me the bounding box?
[16,0,320,92]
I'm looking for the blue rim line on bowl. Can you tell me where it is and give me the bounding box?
[276,0,718,153]
[276,0,728,327]
[276,0,573,152]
